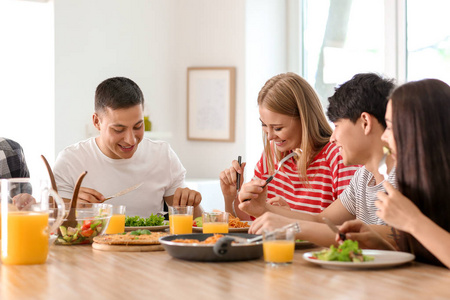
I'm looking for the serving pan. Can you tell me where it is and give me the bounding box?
[159,233,263,262]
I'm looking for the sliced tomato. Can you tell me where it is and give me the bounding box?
[192,221,197,227]
[82,220,92,230]
[80,228,94,237]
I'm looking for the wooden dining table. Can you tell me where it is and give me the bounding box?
[1,243,449,299]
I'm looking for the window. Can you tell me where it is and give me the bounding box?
[300,0,450,107]
[302,0,386,106]
[406,0,450,84]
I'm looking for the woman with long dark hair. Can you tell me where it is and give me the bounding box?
[339,78,450,268]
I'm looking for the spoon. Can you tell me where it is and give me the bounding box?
[41,155,58,209]
[378,146,391,180]
[61,171,87,229]
[242,151,299,202]
[41,155,58,192]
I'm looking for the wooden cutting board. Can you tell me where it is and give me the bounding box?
[92,242,164,252]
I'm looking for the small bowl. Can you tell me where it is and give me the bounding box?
[54,203,112,245]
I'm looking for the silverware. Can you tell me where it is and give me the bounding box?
[322,217,346,241]
[104,182,143,201]
[243,151,299,202]
[378,146,391,180]
[213,222,300,256]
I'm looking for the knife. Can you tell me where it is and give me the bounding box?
[104,182,143,201]
[322,217,346,242]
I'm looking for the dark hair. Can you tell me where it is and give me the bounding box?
[95,77,144,112]
[392,79,450,267]
[327,73,395,128]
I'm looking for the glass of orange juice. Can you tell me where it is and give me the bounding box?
[1,178,65,265]
[263,226,296,266]
[202,211,229,233]
[168,206,193,234]
[105,205,126,234]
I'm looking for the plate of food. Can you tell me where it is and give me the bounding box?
[159,233,263,262]
[192,215,251,233]
[303,240,415,269]
[124,214,169,232]
[93,229,169,252]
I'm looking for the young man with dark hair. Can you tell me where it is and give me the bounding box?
[54,77,202,217]
[240,73,396,246]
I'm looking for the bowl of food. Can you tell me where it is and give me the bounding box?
[159,233,263,262]
[54,203,113,245]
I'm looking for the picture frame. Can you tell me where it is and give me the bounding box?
[187,67,236,142]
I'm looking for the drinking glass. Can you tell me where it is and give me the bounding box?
[169,206,193,234]
[202,211,229,233]
[263,227,295,266]
[1,178,65,265]
[105,205,126,234]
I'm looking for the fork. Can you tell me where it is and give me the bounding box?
[243,151,299,202]
[378,147,390,180]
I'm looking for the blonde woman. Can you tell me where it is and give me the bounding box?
[221,73,359,220]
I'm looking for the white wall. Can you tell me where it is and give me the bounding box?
[244,0,289,181]
[0,0,54,179]
[54,0,248,180]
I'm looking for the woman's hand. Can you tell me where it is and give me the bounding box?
[219,160,246,201]
[376,181,424,233]
[267,196,290,210]
[237,179,268,217]
[338,219,396,250]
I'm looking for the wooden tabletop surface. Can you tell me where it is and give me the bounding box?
[1,244,449,299]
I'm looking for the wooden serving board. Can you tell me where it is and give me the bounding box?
[92,242,164,252]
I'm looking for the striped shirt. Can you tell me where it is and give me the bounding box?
[340,166,397,225]
[254,142,359,214]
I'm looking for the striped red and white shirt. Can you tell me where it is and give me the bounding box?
[254,142,359,214]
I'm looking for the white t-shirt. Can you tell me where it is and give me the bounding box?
[339,166,397,225]
[54,137,186,217]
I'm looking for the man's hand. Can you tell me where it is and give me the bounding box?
[77,187,105,204]
[248,212,295,234]
[172,187,202,207]
[12,193,36,210]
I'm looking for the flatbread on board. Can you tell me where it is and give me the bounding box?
[93,232,168,245]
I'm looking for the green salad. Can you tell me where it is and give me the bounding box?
[125,214,165,227]
[312,240,374,263]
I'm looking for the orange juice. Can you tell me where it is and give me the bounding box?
[2,211,49,265]
[263,240,295,264]
[105,214,126,234]
[203,222,229,233]
[169,214,193,234]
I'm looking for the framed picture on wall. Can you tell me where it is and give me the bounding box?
[187,67,236,142]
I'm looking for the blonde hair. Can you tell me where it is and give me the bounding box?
[258,72,332,181]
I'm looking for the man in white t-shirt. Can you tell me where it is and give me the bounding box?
[54,77,202,217]
[241,73,397,247]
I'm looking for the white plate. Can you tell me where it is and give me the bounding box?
[193,221,252,233]
[125,221,169,232]
[303,250,415,269]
